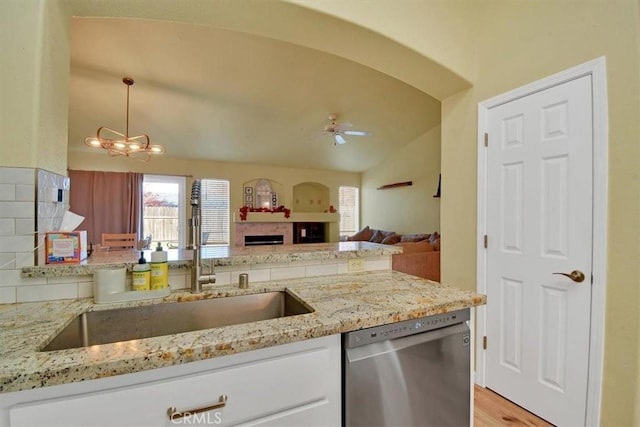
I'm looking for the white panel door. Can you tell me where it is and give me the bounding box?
[485,75,592,426]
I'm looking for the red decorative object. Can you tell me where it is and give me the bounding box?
[329,205,337,213]
[239,205,290,220]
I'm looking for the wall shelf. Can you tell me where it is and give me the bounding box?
[376,181,413,190]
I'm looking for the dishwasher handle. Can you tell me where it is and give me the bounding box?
[345,322,469,363]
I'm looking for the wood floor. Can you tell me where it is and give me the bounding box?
[474,385,554,426]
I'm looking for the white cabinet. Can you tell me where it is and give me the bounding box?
[2,335,341,427]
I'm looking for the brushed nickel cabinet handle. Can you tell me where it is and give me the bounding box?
[167,394,228,420]
[553,270,585,283]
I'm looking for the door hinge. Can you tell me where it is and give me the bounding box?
[483,336,487,350]
[483,235,488,248]
[484,132,488,147]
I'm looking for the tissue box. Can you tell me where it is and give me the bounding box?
[45,231,87,264]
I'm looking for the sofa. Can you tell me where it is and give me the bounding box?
[345,226,440,282]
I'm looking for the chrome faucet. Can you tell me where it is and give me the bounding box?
[190,180,215,293]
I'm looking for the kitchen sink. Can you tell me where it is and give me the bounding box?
[41,291,313,351]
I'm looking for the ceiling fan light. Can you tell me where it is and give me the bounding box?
[344,130,369,136]
[335,134,346,145]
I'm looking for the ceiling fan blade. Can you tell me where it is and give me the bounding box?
[335,134,346,144]
[343,130,369,136]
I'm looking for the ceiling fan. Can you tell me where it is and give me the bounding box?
[323,113,370,145]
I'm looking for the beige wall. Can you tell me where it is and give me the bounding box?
[297,1,640,425]
[361,125,441,235]
[68,151,360,244]
[0,0,69,175]
[440,4,640,426]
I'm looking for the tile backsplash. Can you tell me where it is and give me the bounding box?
[36,168,70,264]
[0,167,70,303]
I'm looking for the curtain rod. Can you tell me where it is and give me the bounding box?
[67,169,193,178]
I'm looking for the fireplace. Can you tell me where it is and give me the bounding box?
[235,222,294,246]
[244,235,284,246]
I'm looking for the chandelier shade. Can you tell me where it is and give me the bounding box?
[84,77,165,161]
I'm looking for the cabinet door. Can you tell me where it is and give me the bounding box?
[9,336,340,427]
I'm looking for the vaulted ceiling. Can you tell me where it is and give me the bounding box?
[68,18,441,173]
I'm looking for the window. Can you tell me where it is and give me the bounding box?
[143,175,186,248]
[339,186,359,237]
[201,179,230,245]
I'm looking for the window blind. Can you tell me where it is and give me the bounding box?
[339,186,359,236]
[201,179,230,245]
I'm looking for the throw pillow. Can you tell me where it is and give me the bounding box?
[369,230,385,243]
[347,226,374,241]
[429,232,440,251]
[381,232,401,245]
[429,232,440,246]
[400,233,431,242]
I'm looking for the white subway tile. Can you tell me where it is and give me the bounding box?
[14,252,35,268]
[0,270,46,286]
[0,201,34,219]
[251,261,288,270]
[0,184,15,201]
[365,257,391,271]
[305,263,338,277]
[288,259,322,267]
[0,219,14,236]
[0,287,16,303]
[169,273,188,290]
[231,268,270,284]
[15,218,35,236]
[47,275,89,284]
[15,184,35,202]
[0,269,20,286]
[17,283,78,302]
[0,253,15,269]
[0,168,35,185]
[212,271,231,286]
[78,282,93,298]
[0,235,35,252]
[270,266,306,281]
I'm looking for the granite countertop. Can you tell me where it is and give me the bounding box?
[22,241,401,278]
[0,270,485,394]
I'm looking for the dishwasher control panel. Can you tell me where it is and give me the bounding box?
[344,308,470,348]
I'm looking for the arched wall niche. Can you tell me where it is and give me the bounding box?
[293,182,330,213]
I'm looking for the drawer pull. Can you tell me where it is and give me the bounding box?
[167,394,228,420]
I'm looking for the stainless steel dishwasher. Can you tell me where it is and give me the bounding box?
[343,308,471,427]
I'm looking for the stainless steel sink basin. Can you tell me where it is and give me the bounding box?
[42,291,312,351]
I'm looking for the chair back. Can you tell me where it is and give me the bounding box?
[101,233,137,250]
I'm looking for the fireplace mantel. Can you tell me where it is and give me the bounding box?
[233,212,339,223]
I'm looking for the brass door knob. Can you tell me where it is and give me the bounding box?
[553,270,586,283]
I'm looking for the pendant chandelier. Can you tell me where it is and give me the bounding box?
[85,77,165,161]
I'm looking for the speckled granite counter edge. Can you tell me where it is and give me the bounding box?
[21,244,402,278]
[1,271,484,393]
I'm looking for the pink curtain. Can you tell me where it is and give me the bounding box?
[68,170,143,245]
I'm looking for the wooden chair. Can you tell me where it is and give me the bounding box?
[101,233,137,250]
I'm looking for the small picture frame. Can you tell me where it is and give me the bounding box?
[244,186,253,195]
[245,194,253,203]
[271,192,278,207]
